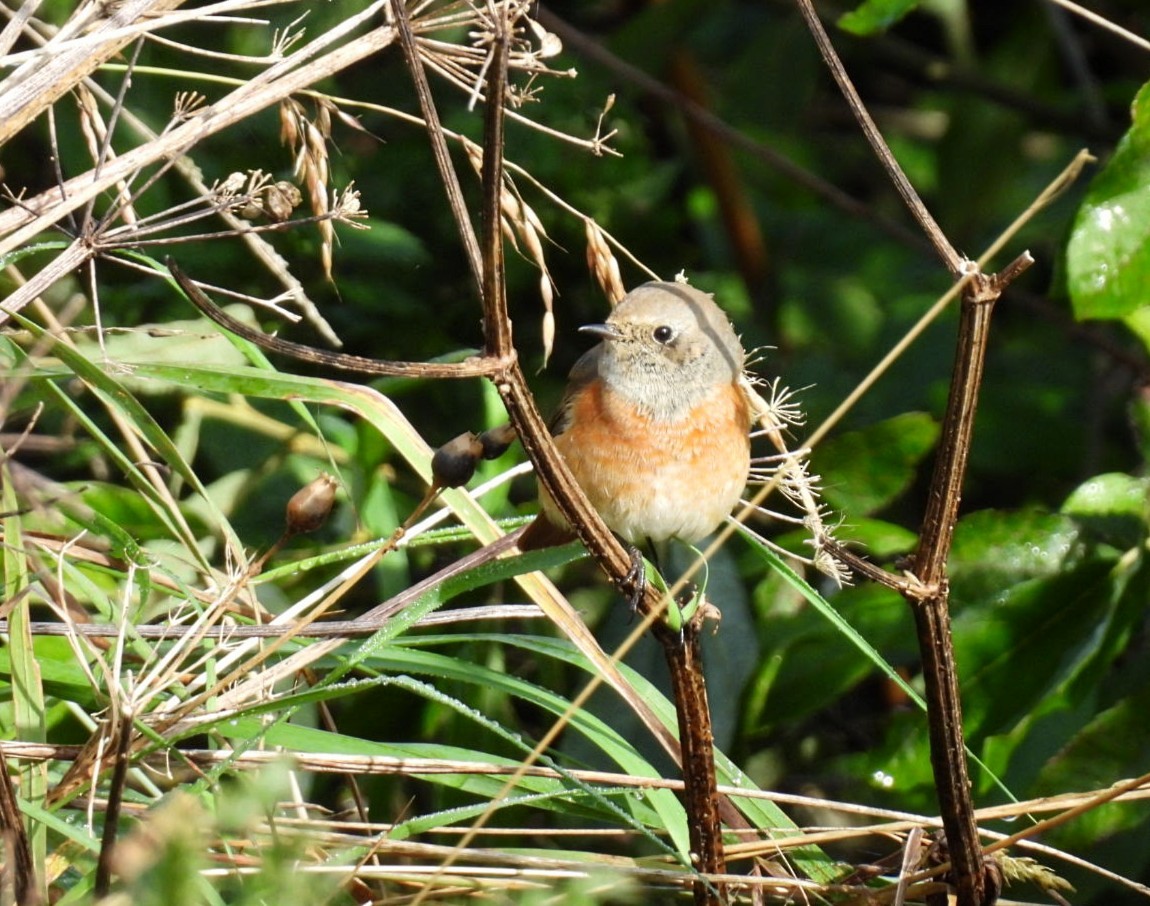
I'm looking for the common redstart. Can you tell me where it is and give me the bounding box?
[518,281,752,551]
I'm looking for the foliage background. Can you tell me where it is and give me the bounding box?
[2,0,1150,902]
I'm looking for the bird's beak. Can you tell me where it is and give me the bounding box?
[579,323,622,340]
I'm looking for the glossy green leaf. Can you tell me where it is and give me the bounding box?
[955,562,1117,737]
[747,582,910,731]
[1061,472,1149,551]
[815,412,940,516]
[1067,80,1150,320]
[1035,688,1150,844]
[833,517,919,559]
[949,509,1082,604]
[735,523,925,711]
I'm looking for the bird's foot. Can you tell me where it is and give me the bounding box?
[624,544,647,616]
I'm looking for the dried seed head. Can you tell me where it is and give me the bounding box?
[314,97,334,139]
[173,91,207,121]
[541,304,555,368]
[584,219,625,306]
[280,98,337,275]
[279,98,303,148]
[285,472,339,535]
[263,181,302,223]
[218,171,247,194]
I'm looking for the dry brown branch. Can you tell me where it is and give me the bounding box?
[788,1,1046,902]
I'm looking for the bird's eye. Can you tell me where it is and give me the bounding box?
[652,325,675,345]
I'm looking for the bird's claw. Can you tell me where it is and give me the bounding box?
[624,544,647,616]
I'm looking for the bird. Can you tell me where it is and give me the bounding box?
[518,281,752,554]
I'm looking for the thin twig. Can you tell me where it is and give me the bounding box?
[536,5,930,255]
[93,714,133,898]
[479,25,513,361]
[392,0,484,294]
[1046,0,1150,52]
[792,0,963,275]
[168,259,505,379]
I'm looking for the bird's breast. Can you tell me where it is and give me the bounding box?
[552,378,752,544]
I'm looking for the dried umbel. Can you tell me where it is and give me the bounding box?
[234,180,303,224]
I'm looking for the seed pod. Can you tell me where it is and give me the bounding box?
[431,432,485,488]
[285,472,339,535]
[478,423,517,460]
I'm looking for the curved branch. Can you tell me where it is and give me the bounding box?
[168,259,503,379]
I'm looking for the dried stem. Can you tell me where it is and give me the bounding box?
[791,0,963,275]
[655,611,727,905]
[0,0,185,148]
[0,753,39,905]
[792,0,1042,900]
[478,23,513,361]
[169,261,504,379]
[908,254,1031,906]
[93,713,133,899]
[392,6,738,900]
[391,0,484,293]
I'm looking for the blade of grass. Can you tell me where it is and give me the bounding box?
[124,359,688,762]
[1,465,47,898]
[475,632,842,884]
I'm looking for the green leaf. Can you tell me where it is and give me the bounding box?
[1061,472,1149,551]
[815,412,939,515]
[838,0,920,36]
[949,509,1082,604]
[0,638,100,708]
[1035,688,1150,825]
[956,561,1118,737]
[1067,80,1150,320]
[8,312,241,564]
[748,582,909,731]
[69,310,252,379]
[734,523,925,711]
[823,517,918,560]
[480,634,842,883]
[218,658,687,856]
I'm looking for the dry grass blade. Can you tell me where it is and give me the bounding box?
[2,0,1145,902]
[0,2,394,262]
[1047,0,1150,51]
[0,0,185,147]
